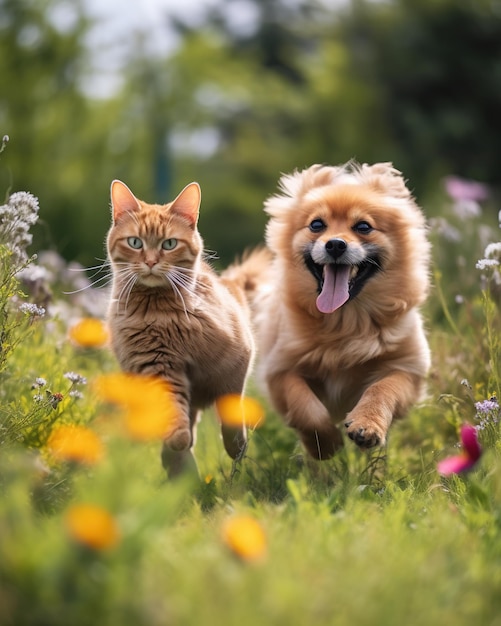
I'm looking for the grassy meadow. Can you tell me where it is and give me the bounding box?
[1,179,501,626]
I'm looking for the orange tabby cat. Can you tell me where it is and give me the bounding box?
[106,180,254,475]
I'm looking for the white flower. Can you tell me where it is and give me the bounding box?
[476,258,499,270]
[0,191,40,267]
[477,240,501,271]
[483,242,501,260]
[18,302,46,317]
[64,371,87,385]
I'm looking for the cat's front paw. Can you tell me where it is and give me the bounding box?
[221,424,247,460]
[165,427,192,451]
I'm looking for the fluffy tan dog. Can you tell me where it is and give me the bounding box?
[226,162,431,459]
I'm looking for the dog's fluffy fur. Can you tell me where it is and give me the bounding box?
[226,162,431,459]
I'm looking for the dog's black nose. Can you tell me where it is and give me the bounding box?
[325,238,347,259]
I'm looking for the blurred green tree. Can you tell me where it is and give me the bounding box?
[159,0,385,264]
[338,0,501,193]
[0,0,98,260]
[2,0,500,268]
[0,0,164,266]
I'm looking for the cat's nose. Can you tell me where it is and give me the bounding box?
[145,259,157,268]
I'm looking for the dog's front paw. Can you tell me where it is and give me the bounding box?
[344,419,386,449]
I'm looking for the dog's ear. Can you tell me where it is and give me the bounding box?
[360,162,412,199]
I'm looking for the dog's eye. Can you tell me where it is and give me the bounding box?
[353,221,373,235]
[309,219,326,233]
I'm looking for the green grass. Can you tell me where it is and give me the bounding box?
[0,190,500,626]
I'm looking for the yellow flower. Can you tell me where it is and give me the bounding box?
[65,504,120,551]
[95,373,179,441]
[222,515,267,563]
[216,394,265,429]
[47,424,104,465]
[69,318,109,348]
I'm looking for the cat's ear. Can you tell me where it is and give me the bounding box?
[110,180,141,223]
[170,182,201,227]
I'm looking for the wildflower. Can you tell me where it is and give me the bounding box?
[476,258,499,271]
[47,424,104,465]
[477,241,501,272]
[69,318,109,348]
[428,217,461,243]
[0,191,40,266]
[484,242,501,260]
[65,504,120,551]
[216,394,265,428]
[69,390,84,400]
[443,175,489,203]
[475,398,499,413]
[95,373,179,441]
[222,515,267,563]
[19,302,46,318]
[32,377,47,389]
[437,424,482,476]
[64,371,87,385]
[474,397,499,431]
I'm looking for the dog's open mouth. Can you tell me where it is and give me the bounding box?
[304,254,381,314]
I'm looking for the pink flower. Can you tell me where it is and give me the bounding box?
[438,424,482,476]
[443,176,489,202]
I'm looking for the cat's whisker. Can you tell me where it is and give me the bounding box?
[112,264,137,276]
[63,260,112,288]
[168,270,195,290]
[122,285,138,313]
[116,272,138,312]
[167,271,194,294]
[169,265,198,276]
[169,266,210,293]
[123,277,139,312]
[63,273,114,295]
[67,263,110,273]
[203,249,219,261]
[166,275,190,320]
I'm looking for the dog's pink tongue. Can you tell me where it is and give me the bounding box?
[316,265,350,314]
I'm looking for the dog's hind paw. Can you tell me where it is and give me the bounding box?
[298,424,344,460]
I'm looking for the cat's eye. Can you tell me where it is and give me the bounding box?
[162,238,177,250]
[309,218,326,233]
[127,236,143,249]
[353,221,373,235]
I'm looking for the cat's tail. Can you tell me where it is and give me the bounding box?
[221,247,272,303]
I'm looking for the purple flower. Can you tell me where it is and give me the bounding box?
[474,397,499,431]
[475,399,499,414]
[443,176,489,202]
[437,425,482,476]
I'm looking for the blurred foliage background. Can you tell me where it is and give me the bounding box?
[1,0,500,268]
